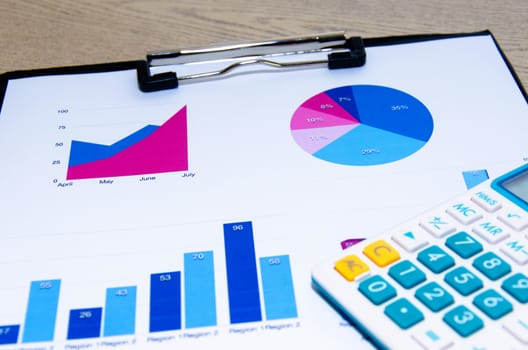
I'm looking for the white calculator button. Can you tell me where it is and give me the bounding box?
[503,316,528,344]
[499,237,528,265]
[472,220,510,244]
[471,190,502,212]
[391,230,429,252]
[419,215,457,238]
[446,202,483,225]
[411,328,454,350]
[498,211,528,231]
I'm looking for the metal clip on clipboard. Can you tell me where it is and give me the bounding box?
[137,32,366,92]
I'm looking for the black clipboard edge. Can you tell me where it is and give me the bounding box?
[363,30,491,47]
[1,31,526,111]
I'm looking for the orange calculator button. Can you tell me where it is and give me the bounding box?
[363,240,400,267]
[335,255,370,281]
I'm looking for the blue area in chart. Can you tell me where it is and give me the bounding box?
[314,124,426,166]
[68,125,158,166]
[351,85,434,142]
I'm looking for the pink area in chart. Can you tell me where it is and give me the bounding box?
[300,92,359,122]
[290,106,360,130]
[291,124,359,154]
[67,107,188,180]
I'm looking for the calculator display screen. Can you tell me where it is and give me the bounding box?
[502,170,528,204]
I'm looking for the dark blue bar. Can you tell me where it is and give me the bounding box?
[223,221,262,323]
[0,325,20,345]
[149,271,181,332]
[67,308,102,340]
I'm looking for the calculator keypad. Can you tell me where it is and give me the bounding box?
[443,266,482,296]
[417,245,455,273]
[327,185,528,349]
[358,275,397,305]
[444,231,483,258]
[388,260,426,289]
[472,289,512,320]
[363,240,400,267]
[384,298,424,329]
[472,252,511,280]
[501,273,528,303]
[442,305,483,337]
[414,282,454,312]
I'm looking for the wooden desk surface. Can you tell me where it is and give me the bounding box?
[0,0,526,87]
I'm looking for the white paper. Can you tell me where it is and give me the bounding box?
[0,34,527,349]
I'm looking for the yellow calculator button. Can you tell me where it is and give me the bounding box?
[363,240,400,267]
[334,255,370,281]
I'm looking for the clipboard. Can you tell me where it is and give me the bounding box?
[0,30,527,349]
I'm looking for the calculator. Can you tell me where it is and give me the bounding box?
[312,164,528,350]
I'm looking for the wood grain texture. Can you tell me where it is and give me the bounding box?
[0,0,526,86]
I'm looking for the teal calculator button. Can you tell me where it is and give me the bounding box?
[472,252,511,281]
[358,275,397,305]
[443,305,483,337]
[384,298,424,329]
[473,289,513,320]
[415,281,454,312]
[445,231,483,259]
[417,245,455,273]
[501,273,528,303]
[388,260,426,289]
[444,266,483,296]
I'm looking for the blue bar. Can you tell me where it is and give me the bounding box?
[184,251,217,328]
[150,271,181,332]
[0,325,20,345]
[463,169,489,189]
[223,221,262,323]
[260,255,298,320]
[104,286,137,336]
[22,279,61,343]
[67,308,102,340]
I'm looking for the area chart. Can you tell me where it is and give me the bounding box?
[66,106,188,180]
[290,85,434,166]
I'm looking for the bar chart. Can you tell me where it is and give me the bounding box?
[0,221,298,346]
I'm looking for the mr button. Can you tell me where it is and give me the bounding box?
[363,240,401,267]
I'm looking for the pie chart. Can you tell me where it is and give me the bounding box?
[291,85,434,166]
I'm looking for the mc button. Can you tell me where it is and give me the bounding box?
[363,240,401,267]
